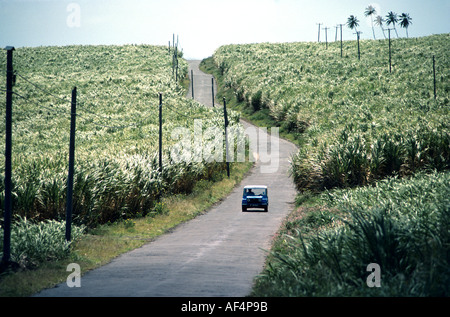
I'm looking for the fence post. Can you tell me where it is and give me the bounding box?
[1,46,15,268]
[223,98,230,178]
[323,27,329,49]
[65,87,77,242]
[159,93,163,172]
[172,47,175,78]
[316,23,322,42]
[433,55,436,100]
[388,29,392,73]
[211,77,215,107]
[176,57,178,82]
[357,31,361,60]
[191,69,194,99]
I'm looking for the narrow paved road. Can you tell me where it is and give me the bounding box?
[186,60,218,107]
[35,60,298,297]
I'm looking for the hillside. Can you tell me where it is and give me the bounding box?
[212,34,449,190]
[0,45,237,228]
[206,34,449,296]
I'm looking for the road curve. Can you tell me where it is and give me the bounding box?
[35,60,298,297]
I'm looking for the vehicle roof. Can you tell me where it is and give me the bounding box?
[243,185,267,189]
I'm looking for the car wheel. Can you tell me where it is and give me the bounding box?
[242,206,247,212]
[264,206,268,212]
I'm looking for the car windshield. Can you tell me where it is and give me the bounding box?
[244,188,266,196]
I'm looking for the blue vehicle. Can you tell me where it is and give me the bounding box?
[242,185,268,212]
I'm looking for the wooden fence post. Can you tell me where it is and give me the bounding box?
[223,98,230,178]
[388,29,392,73]
[1,46,15,268]
[211,77,215,107]
[433,55,436,100]
[65,87,77,241]
[191,69,194,99]
[159,93,163,171]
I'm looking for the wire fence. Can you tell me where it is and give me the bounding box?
[1,68,217,132]
[0,41,232,267]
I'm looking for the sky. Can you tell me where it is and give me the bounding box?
[0,0,449,59]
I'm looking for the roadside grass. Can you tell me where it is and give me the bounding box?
[0,160,253,297]
[252,171,450,296]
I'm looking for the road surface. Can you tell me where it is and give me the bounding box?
[35,60,298,297]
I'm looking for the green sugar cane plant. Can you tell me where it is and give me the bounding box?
[378,132,405,177]
[213,33,449,192]
[211,34,449,295]
[0,216,85,268]
[321,132,369,188]
[0,44,240,230]
[253,171,450,296]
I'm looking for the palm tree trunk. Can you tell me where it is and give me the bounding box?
[356,31,360,60]
[371,19,376,40]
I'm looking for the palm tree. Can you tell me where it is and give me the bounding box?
[347,15,361,60]
[375,15,387,39]
[399,13,412,38]
[347,15,359,32]
[365,5,377,40]
[386,11,399,38]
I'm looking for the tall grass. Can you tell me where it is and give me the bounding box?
[253,171,450,296]
[213,34,449,191]
[0,45,239,228]
[211,35,450,296]
[314,122,449,190]
[0,216,85,269]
